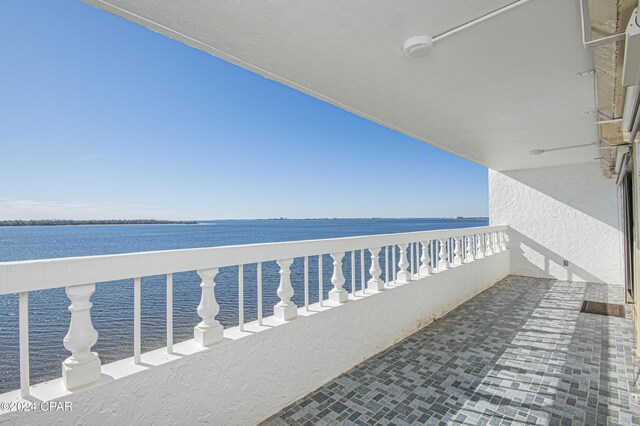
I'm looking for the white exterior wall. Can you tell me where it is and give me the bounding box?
[1,252,509,425]
[489,162,623,285]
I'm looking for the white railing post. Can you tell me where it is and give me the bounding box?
[475,234,483,259]
[62,284,101,390]
[194,268,223,347]
[419,240,432,275]
[465,235,475,262]
[257,262,263,326]
[360,250,365,292]
[274,258,297,321]
[453,237,462,265]
[351,251,356,296]
[319,255,324,305]
[503,230,510,249]
[329,252,348,303]
[492,231,498,253]
[166,273,173,354]
[19,292,29,398]
[367,247,384,291]
[438,239,449,270]
[392,246,397,283]
[484,233,491,257]
[304,257,309,310]
[396,244,411,283]
[385,246,390,284]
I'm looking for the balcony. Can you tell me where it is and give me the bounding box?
[264,276,638,425]
[2,0,637,423]
[0,226,510,423]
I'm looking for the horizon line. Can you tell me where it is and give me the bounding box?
[0,216,489,222]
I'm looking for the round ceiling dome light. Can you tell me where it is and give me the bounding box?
[403,36,433,58]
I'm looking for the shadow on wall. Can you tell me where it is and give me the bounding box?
[500,163,619,229]
[490,163,623,285]
[511,229,608,284]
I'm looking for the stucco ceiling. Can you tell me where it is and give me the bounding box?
[83,0,598,171]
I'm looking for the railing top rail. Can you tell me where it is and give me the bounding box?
[0,225,507,294]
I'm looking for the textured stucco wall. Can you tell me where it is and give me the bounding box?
[489,162,623,284]
[0,252,509,425]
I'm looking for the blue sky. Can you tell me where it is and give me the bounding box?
[0,1,488,220]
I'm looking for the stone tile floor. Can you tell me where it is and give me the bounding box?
[263,276,640,425]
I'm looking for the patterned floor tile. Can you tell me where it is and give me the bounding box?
[262,276,640,425]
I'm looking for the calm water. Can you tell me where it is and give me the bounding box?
[0,218,487,393]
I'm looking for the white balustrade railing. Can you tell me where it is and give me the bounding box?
[0,225,508,397]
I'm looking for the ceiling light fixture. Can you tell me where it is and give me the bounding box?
[403,36,433,58]
[529,142,596,155]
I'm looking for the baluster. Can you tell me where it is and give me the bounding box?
[329,252,348,303]
[134,277,141,364]
[274,258,297,321]
[407,243,413,278]
[319,254,323,305]
[62,284,101,390]
[166,273,173,354]
[475,234,483,259]
[492,231,499,253]
[385,246,390,284]
[503,230,510,249]
[453,237,462,265]
[351,251,356,296]
[482,233,488,256]
[397,244,411,283]
[19,292,29,397]
[465,235,475,262]
[419,240,432,275]
[367,247,384,291]
[195,268,224,346]
[484,233,491,257]
[438,239,449,270]
[360,250,365,292]
[257,262,263,326]
[432,240,437,270]
[238,265,244,332]
[392,246,397,283]
[411,243,416,277]
[304,257,309,311]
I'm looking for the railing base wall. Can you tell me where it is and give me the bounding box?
[1,251,509,425]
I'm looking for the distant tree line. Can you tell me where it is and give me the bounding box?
[0,219,198,226]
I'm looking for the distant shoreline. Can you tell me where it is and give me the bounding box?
[0,217,488,227]
[0,219,198,227]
